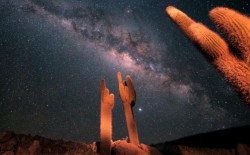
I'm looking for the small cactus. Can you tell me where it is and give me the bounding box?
[117,72,139,146]
[100,80,114,155]
[166,6,250,104]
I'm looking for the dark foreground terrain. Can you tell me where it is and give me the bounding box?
[1,125,250,155]
[153,125,250,155]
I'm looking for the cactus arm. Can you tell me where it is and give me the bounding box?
[126,75,136,105]
[166,6,196,41]
[165,6,250,104]
[209,7,250,65]
[117,72,129,103]
[189,23,250,104]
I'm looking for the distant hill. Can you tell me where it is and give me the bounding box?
[152,125,250,155]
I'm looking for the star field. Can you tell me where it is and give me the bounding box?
[0,0,250,144]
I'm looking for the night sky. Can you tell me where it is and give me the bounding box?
[1,0,250,144]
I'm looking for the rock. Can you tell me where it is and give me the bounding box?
[237,144,250,155]
[112,140,162,155]
[0,131,98,155]
[28,140,41,155]
[0,131,15,143]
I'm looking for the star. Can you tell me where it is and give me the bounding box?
[138,108,142,112]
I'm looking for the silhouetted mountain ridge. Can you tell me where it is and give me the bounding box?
[168,125,250,148]
[152,125,250,155]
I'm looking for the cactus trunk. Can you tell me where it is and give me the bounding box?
[100,100,112,155]
[123,103,139,146]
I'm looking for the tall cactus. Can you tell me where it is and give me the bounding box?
[100,80,114,155]
[117,72,139,146]
[166,6,250,104]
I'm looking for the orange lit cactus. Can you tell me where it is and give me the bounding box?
[166,6,250,104]
[100,80,114,155]
[209,7,250,65]
[166,6,196,40]
[117,72,139,146]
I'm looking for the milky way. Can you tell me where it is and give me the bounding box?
[17,0,206,101]
[1,0,250,144]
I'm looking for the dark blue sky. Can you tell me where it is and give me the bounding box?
[0,0,250,144]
